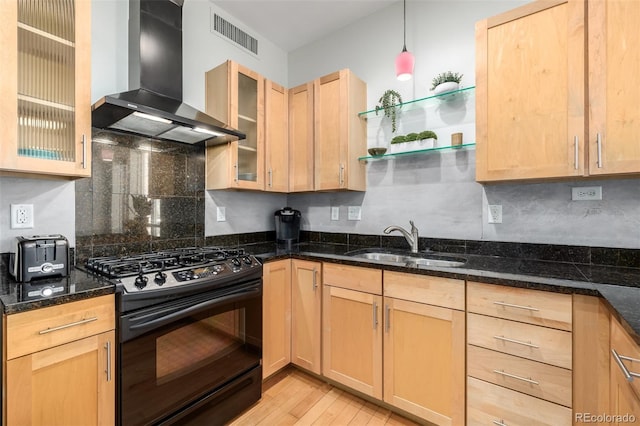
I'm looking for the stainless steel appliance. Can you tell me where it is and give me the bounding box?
[274,207,301,247]
[9,235,69,282]
[85,247,262,426]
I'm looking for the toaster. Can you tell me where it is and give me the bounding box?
[9,235,70,282]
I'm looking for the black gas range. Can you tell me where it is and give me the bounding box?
[85,247,263,426]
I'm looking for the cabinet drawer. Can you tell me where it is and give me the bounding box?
[467,312,572,369]
[467,345,572,407]
[383,271,464,311]
[611,316,640,399]
[467,281,572,331]
[323,263,382,295]
[467,377,572,426]
[7,295,115,360]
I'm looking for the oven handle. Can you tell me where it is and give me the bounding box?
[128,285,261,335]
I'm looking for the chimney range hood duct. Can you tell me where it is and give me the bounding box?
[91,0,244,145]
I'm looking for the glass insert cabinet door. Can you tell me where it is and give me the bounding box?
[0,0,91,178]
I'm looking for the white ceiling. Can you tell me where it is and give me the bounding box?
[211,0,398,52]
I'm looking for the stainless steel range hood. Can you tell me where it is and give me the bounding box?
[91,0,244,145]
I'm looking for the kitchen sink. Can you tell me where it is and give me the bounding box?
[348,250,467,268]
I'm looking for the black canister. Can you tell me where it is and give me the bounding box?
[274,207,301,245]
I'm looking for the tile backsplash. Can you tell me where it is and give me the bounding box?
[75,129,205,263]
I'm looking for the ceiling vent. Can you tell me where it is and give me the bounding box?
[211,12,258,55]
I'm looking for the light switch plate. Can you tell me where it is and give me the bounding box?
[348,206,361,221]
[216,207,226,222]
[331,206,339,221]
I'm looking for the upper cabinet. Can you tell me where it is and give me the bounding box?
[265,81,289,192]
[315,70,367,191]
[588,0,640,176]
[205,60,265,190]
[0,0,91,178]
[476,0,640,182]
[288,82,315,192]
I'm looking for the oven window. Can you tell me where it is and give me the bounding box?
[156,311,243,385]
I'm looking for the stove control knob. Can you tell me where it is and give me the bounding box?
[154,271,167,285]
[242,256,253,265]
[231,258,242,267]
[134,274,148,289]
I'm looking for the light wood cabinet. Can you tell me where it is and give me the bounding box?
[5,295,115,425]
[262,259,291,379]
[587,0,640,176]
[476,0,640,182]
[466,282,572,424]
[0,0,91,178]
[314,69,367,191]
[291,259,322,374]
[288,82,315,192]
[265,81,289,192]
[322,263,383,398]
[610,315,640,422]
[383,272,465,426]
[205,60,265,190]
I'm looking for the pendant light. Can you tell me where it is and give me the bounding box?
[395,0,415,81]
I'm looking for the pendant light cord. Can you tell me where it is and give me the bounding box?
[402,0,407,51]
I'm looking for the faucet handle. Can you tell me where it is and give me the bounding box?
[409,220,417,232]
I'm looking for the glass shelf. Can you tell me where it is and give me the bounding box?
[358,86,475,117]
[358,143,475,162]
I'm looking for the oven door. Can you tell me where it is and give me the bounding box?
[119,280,262,425]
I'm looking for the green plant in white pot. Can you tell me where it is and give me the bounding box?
[418,130,438,149]
[431,71,463,95]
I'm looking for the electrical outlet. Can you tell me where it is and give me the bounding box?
[331,206,339,221]
[216,207,226,222]
[11,204,34,229]
[487,204,502,224]
[572,186,602,201]
[347,206,362,221]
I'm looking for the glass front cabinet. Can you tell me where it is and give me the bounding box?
[0,0,92,178]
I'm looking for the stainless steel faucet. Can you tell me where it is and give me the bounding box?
[384,220,419,253]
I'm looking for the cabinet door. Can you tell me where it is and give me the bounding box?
[322,285,382,399]
[314,69,367,191]
[384,298,465,426]
[0,0,91,178]
[291,259,322,374]
[265,80,289,192]
[205,60,264,190]
[588,0,640,176]
[476,0,585,182]
[288,82,314,192]
[610,316,640,421]
[262,260,291,379]
[6,330,115,426]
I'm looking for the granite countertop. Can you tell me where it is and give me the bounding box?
[0,267,115,315]
[249,242,640,344]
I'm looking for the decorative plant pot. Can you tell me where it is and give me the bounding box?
[433,81,459,95]
[417,138,436,149]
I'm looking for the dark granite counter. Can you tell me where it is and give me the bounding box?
[0,267,115,315]
[248,242,640,344]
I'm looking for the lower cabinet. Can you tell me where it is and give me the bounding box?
[5,295,116,425]
[291,259,322,374]
[610,315,640,422]
[262,259,292,379]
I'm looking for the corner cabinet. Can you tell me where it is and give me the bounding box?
[5,295,116,425]
[0,0,91,178]
[476,0,640,182]
[265,81,289,192]
[288,82,315,192]
[205,60,265,190]
[314,70,367,191]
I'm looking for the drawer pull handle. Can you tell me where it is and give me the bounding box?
[493,421,507,426]
[38,317,98,335]
[493,369,539,385]
[493,301,539,312]
[493,335,539,349]
[612,349,640,382]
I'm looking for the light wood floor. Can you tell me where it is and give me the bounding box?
[228,368,422,426]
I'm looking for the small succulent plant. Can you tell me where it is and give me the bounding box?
[405,133,419,142]
[375,89,403,133]
[419,130,438,140]
[391,135,408,144]
[430,71,463,91]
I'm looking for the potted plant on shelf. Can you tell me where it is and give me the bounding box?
[418,130,438,149]
[431,71,463,95]
[375,89,403,133]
